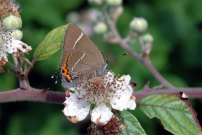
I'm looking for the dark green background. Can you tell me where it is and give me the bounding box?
[0,0,202,134]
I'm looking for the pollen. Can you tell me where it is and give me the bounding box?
[90,77,105,90]
[75,73,116,104]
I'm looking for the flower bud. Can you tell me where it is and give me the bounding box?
[2,15,22,30]
[11,30,23,40]
[141,33,153,43]
[111,6,123,22]
[94,22,108,34]
[106,0,122,6]
[88,0,103,5]
[140,33,153,55]
[130,17,148,33]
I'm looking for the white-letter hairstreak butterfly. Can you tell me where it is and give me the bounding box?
[60,24,107,88]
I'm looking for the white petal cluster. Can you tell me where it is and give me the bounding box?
[63,71,136,125]
[63,93,90,123]
[0,30,32,63]
[0,14,32,65]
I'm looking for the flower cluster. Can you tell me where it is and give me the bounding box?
[0,0,20,19]
[63,71,136,125]
[0,0,32,71]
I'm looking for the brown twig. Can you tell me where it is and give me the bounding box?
[105,13,174,89]
[142,56,174,88]
[0,87,201,104]
[0,88,65,104]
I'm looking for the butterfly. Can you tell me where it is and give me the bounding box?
[60,24,107,88]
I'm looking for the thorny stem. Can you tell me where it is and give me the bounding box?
[0,87,202,104]
[105,12,174,89]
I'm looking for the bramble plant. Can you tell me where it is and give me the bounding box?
[0,0,202,135]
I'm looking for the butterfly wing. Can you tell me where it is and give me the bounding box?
[61,24,106,83]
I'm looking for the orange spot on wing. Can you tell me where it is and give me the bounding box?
[61,58,72,82]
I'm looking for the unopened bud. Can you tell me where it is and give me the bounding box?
[141,33,153,43]
[3,15,22,30]
[106,0,122,6]
[141,34,153,55]
[94,22,108,34]
[11,30,23,40]
[130,17,148,33]
[88,0,103,5]
[111,6,123,22]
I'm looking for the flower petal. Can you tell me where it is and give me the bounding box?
[127,96,136,110]
[91,104,113,125]
[9,39,32,53]
[103,71,115,84]
[110,75,135,111]
[118,74,131,84]
[63,93,90,123]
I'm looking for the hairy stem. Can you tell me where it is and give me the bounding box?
[0,88,65,104]
[0,88,201,104]
[12,55,30,89]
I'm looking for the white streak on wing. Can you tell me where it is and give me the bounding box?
[73,32,83,50]
[71,53,86,73]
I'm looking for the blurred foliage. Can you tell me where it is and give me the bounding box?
[0,0,202,135]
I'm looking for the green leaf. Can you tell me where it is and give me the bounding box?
[120,111,146,135]
[140,94,202,135]
[33,24,68,61]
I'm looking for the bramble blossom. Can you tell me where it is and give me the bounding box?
[63,71,136,125]
[0,30,32,63]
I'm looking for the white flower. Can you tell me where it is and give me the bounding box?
[91,104,113,125]
[6,38,32,54]
[63,93,90,123]
[0,30,32,62]
[63,71,136,125]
